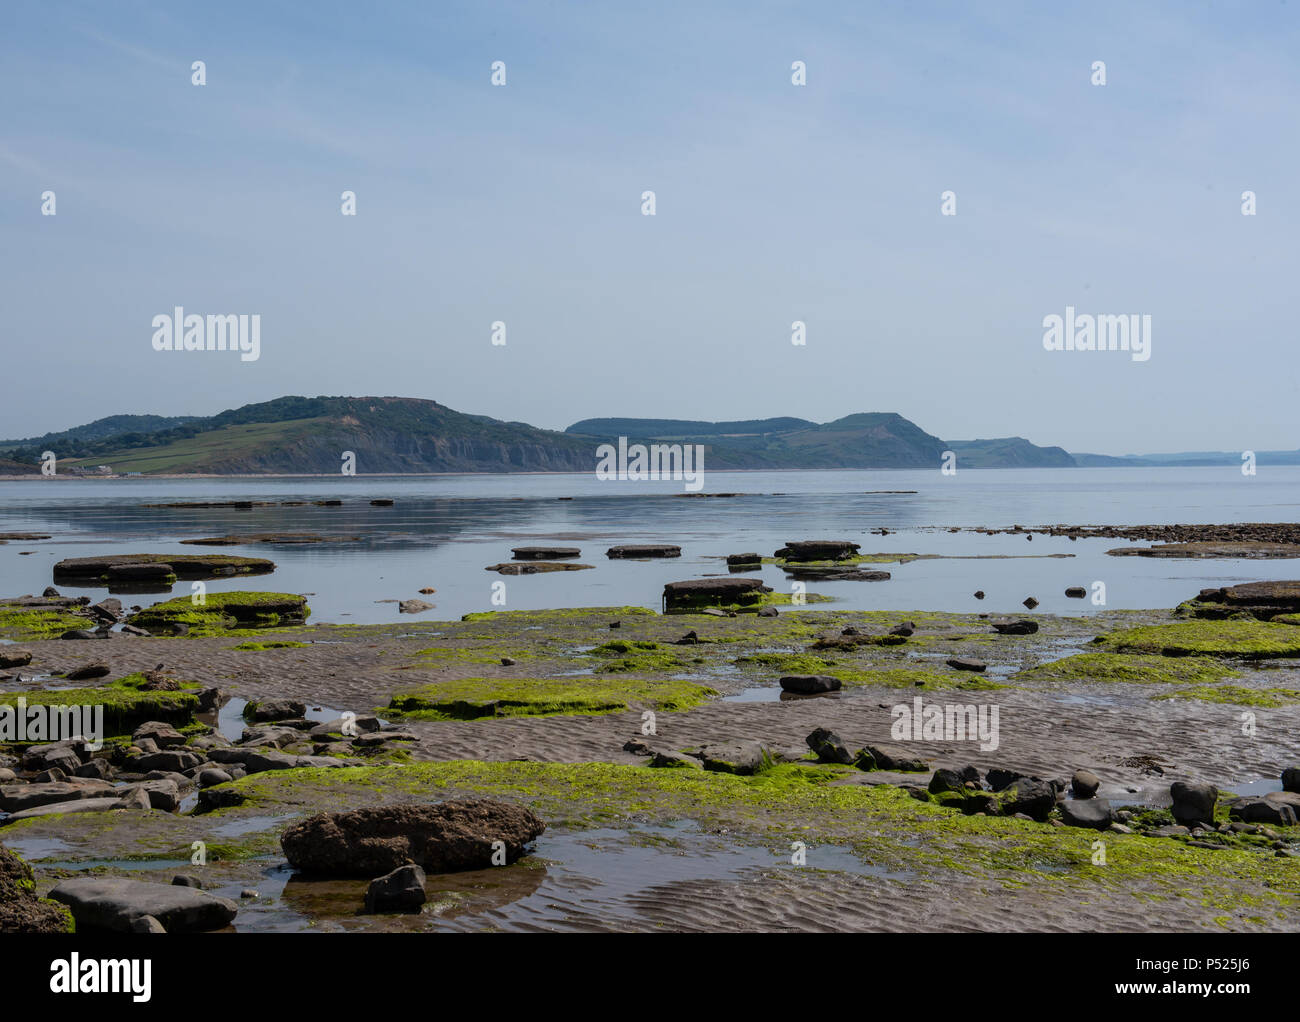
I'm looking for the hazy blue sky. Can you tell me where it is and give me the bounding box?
[2,1,1296,455]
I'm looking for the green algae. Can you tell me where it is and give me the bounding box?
[0,674,199,737]
[1094,620,1300,659]
[1153,684,1300,708]
[0,607,92,641]
[1014,652,1241,685]
[384,676,717,721]
[233,640,310,651]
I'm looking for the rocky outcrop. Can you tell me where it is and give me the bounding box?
[280,799,545,875]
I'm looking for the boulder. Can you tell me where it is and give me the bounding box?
[133,721,187,748]
[1064,587,1087,598]
[399,599,434,614]
[244,699,307,722]
[128,749,203,774]
[725,552,762,565]
[1170,781,1217,828]
[0,650,33,669]
[697,740,768,775]
[1058,799,1114,830]
[859,743,928,772]
[0,845,74,932]
[0,778,115,813]
[780,675,842,695]
[1071,769,1100,799]
[47,877,237,932]
[511,547,580,560]
[281,799,546,875]
[946,657,987,673]
[650,749,703,769]
[997,778,1056,821]
[805,728,853,765]
[662,577,769,611]
[364,863,428,913]
[198,768,233,788]
[927,769,968,795]
[991,619,1038,635]
[1282,767,1300,794]
[1228,792,1300,826]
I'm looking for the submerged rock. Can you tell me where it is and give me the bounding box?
[47,877,237,933]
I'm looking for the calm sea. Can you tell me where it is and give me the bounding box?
[1,466,1297,625]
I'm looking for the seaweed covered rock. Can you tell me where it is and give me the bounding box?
[126,592,309,634]
[1182,581,1300,621]
[774,540,861,562]
[281,799,546,876]
[0,843,75,933]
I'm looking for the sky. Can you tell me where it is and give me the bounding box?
[1,0,1297,455]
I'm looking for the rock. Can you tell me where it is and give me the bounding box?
[197,688,224,713]
[697,740,768,775]
[997,778,1057,821]
[607,544,682,559]
[131,914,167,933]
[757,606,779,617]
[244,698,307,722]
[370,499,394,506]
[128,749,203,774]
[701,607,728,617]
[133,721,187,748]
[241,889,259,899]
[927,769,968,795]
[1147,825,1190,838]
[889,622,916,637]
[1282,767,1300,794]
[73,759,113,780]
[196,787,247,812]
[1170,781,1217,828]
[1022,597,1039,609]
[1109,823,1134,835]
[399,599,434,614]
[0,769,15,783]
[946,657,987,672]
[0,845,74,932]
[0,778,115,813]
[991,619,1038,635]
[60,629,104,640]
[511,546,580,560]
[48,877,237,932]
[1065,587,1087,598]
[120,779,182,812]
[650,749,703,769]
[1071,769,1100,799]
[672,631,699,646]
[171,875,203,889]
[725,553,762,565]
[31,768,67,784]
[364,863,428,913]
[774,540,861,562]
[41,587,60,598]
[309,715,381,739]
[21,742,85,773]
[1058,799,1115,830]
[900,785,930,802]
[780,675,842,694]
[115,787,152,810]
[1228,792,1300,826]
[118,624,151,637]
[0,650,33,669]
[2,797,133,823]
[1187,581,1300,621]
[860,743,928,772]
[973,591,985,599]
[662,577,769,611]
[281,799,546,875]
[500,657,517,666]
[805,728,853,765]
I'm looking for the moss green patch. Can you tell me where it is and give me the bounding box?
[0,675,199,737]
[1015,652,1241,685]
[1153,684,1300,708]
[385,676,716,720]
[233,640,310,650]
[126,591,310,636]
[1094,621,1300,659]
[460,606,656,623]
[586,639,689,674]
[0,607,92,641]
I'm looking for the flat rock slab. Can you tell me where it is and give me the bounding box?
[3,796,136,823]
[775,540,861,561]
[0,779,115,813]
[663,577,768,609]
[696,740,768,775]
[48,877,237,933]
[485,562,593,574]
[946,657,987,672]
[53,553,274,579]
[511,547,581,560]
[607,544,682,558]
